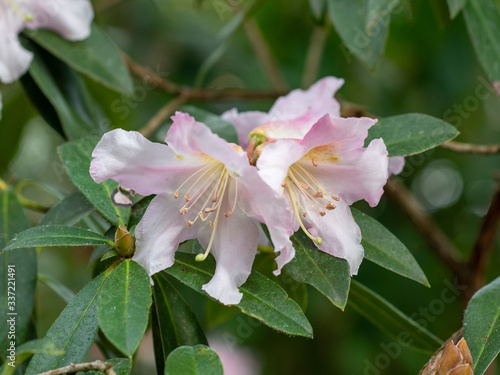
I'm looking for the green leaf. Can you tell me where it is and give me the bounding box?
[328,0,390,69]
[2,225,114,252]
[129,195,154,228]
[286,231,351,310]
[366,113,459,157]
[165,253,313,338]
[97,260,152,357]
[464,276,500,375]
[0,189,36,355]
[59,136,131,227]
[25,270,112,374]
[463,0,500,81]
[178,106,238,144]
[39,192,95,226]
[165,345,223,375]
[447,0,467,19]
[28,25,133,94]
[0,339,63,375]
[348,280,443,353]
[27,44,105,140]
[38,273,75,304]
[152,273,207,374]
[352,208,429,286]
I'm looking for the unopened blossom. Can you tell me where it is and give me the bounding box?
[90,112,293,305]
[0,0,94,117]
[437,338,473,375]
[254,114,389,275]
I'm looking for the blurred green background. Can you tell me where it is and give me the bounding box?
[1,0,499,374]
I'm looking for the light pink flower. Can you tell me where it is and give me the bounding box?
[222,76,344,148]
[256,114,389,275]
[0,0,93,118]
[90,112,293,305]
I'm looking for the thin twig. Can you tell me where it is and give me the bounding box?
[38,360,117,375]
[140,95,189,138]
[302,26,327,89]
[467,177,500,294]
[123,54,286,101]
[243,18,288,91]
[441,141,500,155]
[384,178,465,278]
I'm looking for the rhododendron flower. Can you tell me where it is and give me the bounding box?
[90,112,293,305]
[222,76,344,149]
[0,0,94,117]
[255,114,389,275]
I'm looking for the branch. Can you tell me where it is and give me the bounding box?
[38,360,117,375]
[302,26,327,89]
[441,141,500,155]
[140,95,189,138]
[384,178,465,278]
[243,18,288,91]
[468,177,500,293]
[123,54,286,101]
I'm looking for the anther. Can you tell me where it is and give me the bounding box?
[281,180,286,187]
[180,208,188,214]
[212,192,218,202]
[198,212,207,221]
[174,192,179,199]
[208,221,213,228]
[195,253,207,262]
[326,202,336,210]
[311,157,318,167]
[319,211,326,216]
[185,193,190,202]
[204,207,216,213]
[299,182,310,190]
[313,191,323,198]
[224,210,233,217]
[302,212,307,217]
[330,195,340,201]
[187,220,194,227]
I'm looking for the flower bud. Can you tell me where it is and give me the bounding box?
[437,338,473,375]
[114,226,135,258]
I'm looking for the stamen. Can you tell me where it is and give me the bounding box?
[299,182,311,190]
[174,161,218,197]
[319,211,326,216]
[281,181,286,188]
[326,202,336,210]
[187,220,194,227]
[330,195,340,201]
[6,0,33,21]
[212,192,218,202]
[285,177,322,245]
[225,210,233,217]
[174,192,179,199]
[311,157,318,167]
[198,212,208,221]
[302,212,307,217]
[180,208,188,214]
[204,207,216,213]
[208,221,213,228]
[312,191,323,198]
[185,193,190,202]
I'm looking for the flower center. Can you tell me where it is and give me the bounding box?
[173,160,237,262]
[284,162,340,245]
[6,0,33,21]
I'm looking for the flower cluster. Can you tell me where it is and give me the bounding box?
[91,77,394,305]
[0,0,94,117]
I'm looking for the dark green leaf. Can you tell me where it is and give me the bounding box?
[165,253,313,338]
[328,0,391,69]
[28,25,134,94]
[464,276,500,375]
[39,192,95,226]
[59,136,131,227]
[204,299,239,330]
[366,113,459,156]
[352,208,429,286]
[286,231,350,310]
[348,280,443,353]
[165,345,223,375]
[25,270,112,374]
[129,195,154,228]
[27,45,105,140]
[447,0,467,18]
[177,106,238,144]
[0,189,36,355]
[152,273,207,374]
[2,225,114,251]
[97,260,152,357]
[0,339,63,375]
[463,0,500,81]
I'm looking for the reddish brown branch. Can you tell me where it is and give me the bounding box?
[468,178,500,294]
[384,178,465,278]
[123,54,286,101]
[441,141,500,155]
